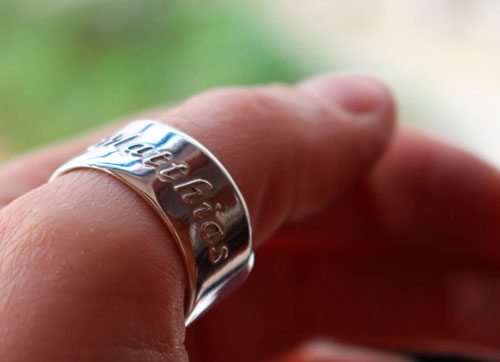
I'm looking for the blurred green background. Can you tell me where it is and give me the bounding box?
[2,0,500,166]
[0,0,308,156]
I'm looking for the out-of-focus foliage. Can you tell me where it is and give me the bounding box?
[0,0,306,152]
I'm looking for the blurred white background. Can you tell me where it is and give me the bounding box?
[254,0,500,166]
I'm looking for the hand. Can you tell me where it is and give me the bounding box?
[0,74,498,362]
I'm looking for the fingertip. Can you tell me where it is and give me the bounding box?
[298,74,397,178]
[299,73,396,127]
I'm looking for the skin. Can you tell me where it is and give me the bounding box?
[0,74,498,362]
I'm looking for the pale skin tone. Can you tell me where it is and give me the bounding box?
[0,74,499,362]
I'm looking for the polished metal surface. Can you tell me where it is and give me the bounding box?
[50,120,254,326]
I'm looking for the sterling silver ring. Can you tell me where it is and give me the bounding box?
[50,120,254,326]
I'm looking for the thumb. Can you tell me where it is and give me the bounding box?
[0,75,394,361]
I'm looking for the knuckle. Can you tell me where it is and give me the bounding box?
[181,85,295,130]
[0,192,54,259]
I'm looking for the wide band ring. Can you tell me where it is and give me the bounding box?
[50,120,254,326]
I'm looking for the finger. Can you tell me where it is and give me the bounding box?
[0,75,395,241]
[0,128,112,208]
[269,339,415,362]
[0,75,395,361]
[0,76,394,238]
[0,74,393,211]
[186,129,500,362]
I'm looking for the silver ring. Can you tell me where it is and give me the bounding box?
[50,120,254,326]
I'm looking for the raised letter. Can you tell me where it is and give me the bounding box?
[142,149,173,168]
[200,221,224,245]
[124,143,155,157]
[209,245,229,264]
[192,202,221,220]
[90,132,139,150]
[159,163,189,182]
[173,178,213,204]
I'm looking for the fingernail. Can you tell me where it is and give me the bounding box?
[300,74,393,116]
[276,339,414,362]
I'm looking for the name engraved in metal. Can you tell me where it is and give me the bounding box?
[51,120,254,326]
[91,133,228,265]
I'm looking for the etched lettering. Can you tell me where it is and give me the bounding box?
[200,221,224,245]
[91,131,230,265]
[173,179,213,204]
[142,149,173,168]
[193,202,221,220]
[159,163,189,182]
[90,133,139,150]
[209,244,229,264]
[124,143,155,157]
